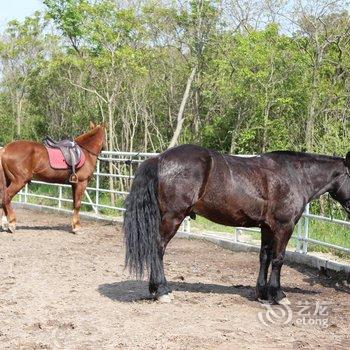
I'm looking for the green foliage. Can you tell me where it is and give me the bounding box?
[0,0,348,155]
[43,0,87,41]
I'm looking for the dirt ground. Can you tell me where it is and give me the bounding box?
[0,208,349,350]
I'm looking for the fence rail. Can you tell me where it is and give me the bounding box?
[15,151,350,256]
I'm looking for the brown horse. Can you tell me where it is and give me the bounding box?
[124,144,350,304]
[0,122,106,233]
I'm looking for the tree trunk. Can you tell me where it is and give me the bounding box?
[16,91,23,137]
[306,73,318,152]
[168,67,196,148]
[262,103,270,153]
[107,104,115,206]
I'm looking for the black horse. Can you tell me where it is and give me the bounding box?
[124,145,350,304]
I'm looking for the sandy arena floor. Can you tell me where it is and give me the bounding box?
[0,208,349,349]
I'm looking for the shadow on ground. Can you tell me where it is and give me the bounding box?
[15,224,72,232]
[98,280,319,303]
[284,261,350,294]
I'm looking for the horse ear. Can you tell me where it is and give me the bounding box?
[346,151,350,167]
[89,121,96,129]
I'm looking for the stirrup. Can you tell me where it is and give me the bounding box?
[69,173,78,183]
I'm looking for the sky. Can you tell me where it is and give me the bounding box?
[0,0,44,28]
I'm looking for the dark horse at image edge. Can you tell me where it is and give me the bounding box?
[124,144,350,304]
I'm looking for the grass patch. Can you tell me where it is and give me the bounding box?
[190,215,349,258]
[306,219,349,257]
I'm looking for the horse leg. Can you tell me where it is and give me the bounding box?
[2,185,10,231]
[71,180,87,233]
[267,227,293,304]
[2,187,9,230]
[3,180,26,233]
[1,209,9,230]
[149,212,185,303]
[256,227,273,300]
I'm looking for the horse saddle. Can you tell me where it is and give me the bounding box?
[43,136,85,183]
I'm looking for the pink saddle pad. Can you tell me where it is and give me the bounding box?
[45,147,86,170]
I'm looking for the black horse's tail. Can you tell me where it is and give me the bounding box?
[124,157,161,278]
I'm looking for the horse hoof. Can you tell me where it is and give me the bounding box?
[8,225,16,234]
[72,227,82,234]
[258,298,269,304]
[2,217,8,231]
[168,292,175,300]
[157,294,172,303]
[277,297,291,306]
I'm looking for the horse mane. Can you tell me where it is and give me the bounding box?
[74,125,104,155]
[75,126,101,145]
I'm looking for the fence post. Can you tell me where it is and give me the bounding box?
[296,219,303,253]
[186,217,191,234]
[234,228,238,243]
[58,186,62,210]
[303,203,310,254]
[96,159,100,213]
[181,218,190,234]
[236,228,242,243]
[24,184,28,203]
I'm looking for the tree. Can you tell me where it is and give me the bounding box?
[0,12,48,139]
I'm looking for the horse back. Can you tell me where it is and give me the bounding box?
[3,140,43,162]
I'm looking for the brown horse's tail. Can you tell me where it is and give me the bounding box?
[123,157,161,279]
[0,148,6,207]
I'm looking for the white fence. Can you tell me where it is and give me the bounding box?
[15,151,350,256]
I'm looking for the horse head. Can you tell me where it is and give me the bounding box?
[329,151,350,216]
[88,121,107,150]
